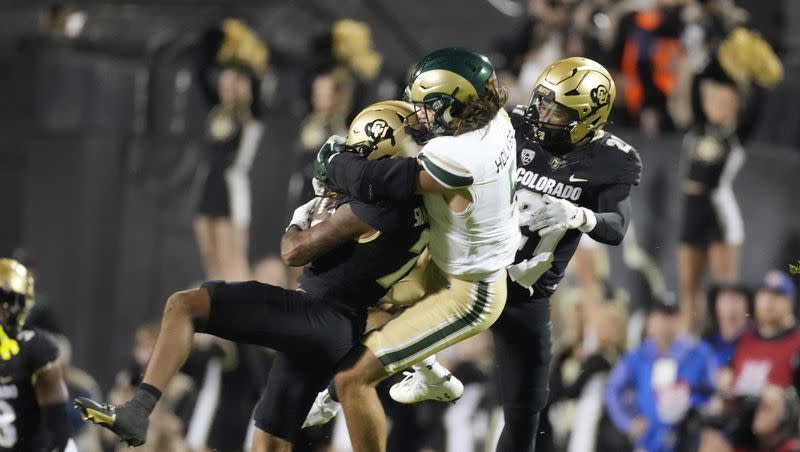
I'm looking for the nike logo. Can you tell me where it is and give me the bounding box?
[569,175,588,183]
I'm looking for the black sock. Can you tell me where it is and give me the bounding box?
[132,384,161,414]
[327,381,339,402]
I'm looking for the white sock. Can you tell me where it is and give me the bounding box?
[413,354,449,381]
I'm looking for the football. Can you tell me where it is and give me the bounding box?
[310,196,337,227]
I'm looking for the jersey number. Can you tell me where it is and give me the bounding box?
[0,400,17,448]
[515,190,568,274]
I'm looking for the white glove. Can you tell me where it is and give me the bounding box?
[287,198,318,231]
[529,194,596,236]
[507,252,554,293]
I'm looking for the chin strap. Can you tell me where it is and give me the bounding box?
[0,325,20,360]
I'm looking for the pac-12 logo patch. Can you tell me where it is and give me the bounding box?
[521,148,536,166]
[364,119,395,145]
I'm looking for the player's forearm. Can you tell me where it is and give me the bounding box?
[586,185,632,245]
[328,152,419,204]
[281,226,321,267]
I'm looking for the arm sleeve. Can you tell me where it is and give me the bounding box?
[587,183,633,245]
[41,402,70,451]
[28,331,60,383]
[327,152,420,204]
[605,355,637,433]
[417,150,474,189]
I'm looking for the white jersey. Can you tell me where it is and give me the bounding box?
[417,110,521,279]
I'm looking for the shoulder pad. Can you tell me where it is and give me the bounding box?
[593,132,643,186]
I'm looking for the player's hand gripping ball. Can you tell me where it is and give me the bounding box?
[310,196,337,227]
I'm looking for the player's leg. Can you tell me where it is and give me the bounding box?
[708,242,740,282]
[333,346,391,452]
[335,268,507,452]
[213,218,251,281]
[76,286,212,446]
[194,215,220,279]
[252,354,334,452]
[493,298,552,452]
[77,281,361,447]
[677,244,707,332]
[252,429,291,452]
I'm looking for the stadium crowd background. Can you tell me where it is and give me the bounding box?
[1,0,800,451]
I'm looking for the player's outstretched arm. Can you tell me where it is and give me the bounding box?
[281,202,375,267]
[586,183,632,246]
[34,363,71,451]
[315,138,456,204]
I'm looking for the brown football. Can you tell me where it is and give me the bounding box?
[310,196,337,227]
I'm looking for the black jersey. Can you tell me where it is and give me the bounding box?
[510,108,642,300]
[683,129,745,194]
[298,198,428,313]
[0,328,59,451]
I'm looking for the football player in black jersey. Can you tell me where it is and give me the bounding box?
[75,101,429,451]
[0,258,71,452]
[386,57,642,452]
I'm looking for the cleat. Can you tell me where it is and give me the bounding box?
[74,397,149,447]
[389,370,464,404]
[302,389,341,428]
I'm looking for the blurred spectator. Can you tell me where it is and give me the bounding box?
[550,302,630,452]
[700,272,798,452]
[193,20,268,282]
[106,322,195,452]
[606,299,718,452]
[287,67,355,210]
[701,385,800,452]
[179,337,272,452]
[611,0,689,136]
[495,0,575,105]
[748,386,800,452]
[701,283,753,368]
[730,271,799,397]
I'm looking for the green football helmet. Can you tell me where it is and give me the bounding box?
[403,47,495,142]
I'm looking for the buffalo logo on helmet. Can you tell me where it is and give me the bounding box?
[590,85,610,108]
[364,119,396,146]
[521,149,536,166]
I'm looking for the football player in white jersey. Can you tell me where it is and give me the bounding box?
[313,47,520,452]
[388,57,641,452]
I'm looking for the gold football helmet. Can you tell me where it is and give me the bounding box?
[346,100,418,160]
[0,258,34,338]
[525,57,616,148]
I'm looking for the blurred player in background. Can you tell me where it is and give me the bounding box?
[313,47,519,452]
[0,258,71,451]
[75,101,429,451]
